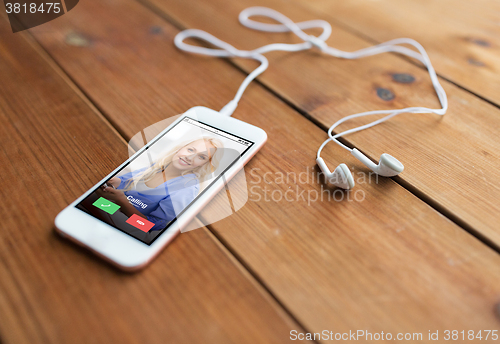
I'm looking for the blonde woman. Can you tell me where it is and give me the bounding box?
[96,137,223,232]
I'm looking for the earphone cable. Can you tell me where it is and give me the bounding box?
[174,7,448,158]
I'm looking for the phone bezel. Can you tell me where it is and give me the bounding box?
[54,106,267,271]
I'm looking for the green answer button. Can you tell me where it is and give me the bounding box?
[93,197,120,215]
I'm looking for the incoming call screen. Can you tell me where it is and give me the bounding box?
[76,117,253,245]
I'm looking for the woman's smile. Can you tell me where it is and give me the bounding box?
[178,156,191,166]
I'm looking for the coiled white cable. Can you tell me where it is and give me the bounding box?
[174,7,448,157]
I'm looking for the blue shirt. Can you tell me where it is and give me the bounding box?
[117,168,199,231]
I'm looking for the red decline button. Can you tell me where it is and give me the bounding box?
[126,214,154,232]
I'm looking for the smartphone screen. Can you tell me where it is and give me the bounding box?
[76,117,254,245]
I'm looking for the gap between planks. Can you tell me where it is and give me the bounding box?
[284,0,500,113]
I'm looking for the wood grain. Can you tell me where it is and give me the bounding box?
[142,0,500,248]
[293,0,500,106]
[28,0,500,338]
[0,15,309,344]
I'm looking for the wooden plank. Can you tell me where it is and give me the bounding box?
[0,15,309,344]
[28,0,500,336]
[140,0,500,248]
[292,0,500,106]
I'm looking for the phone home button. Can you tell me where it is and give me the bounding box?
[87,224,111,252]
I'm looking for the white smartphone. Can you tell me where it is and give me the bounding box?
[55,106,267,271]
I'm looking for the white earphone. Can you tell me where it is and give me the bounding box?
[174,7,448,190]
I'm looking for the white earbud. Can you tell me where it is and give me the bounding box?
[316,158,355,190]
[351,148,404,177]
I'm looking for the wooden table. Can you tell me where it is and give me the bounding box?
[1,0,500,342]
